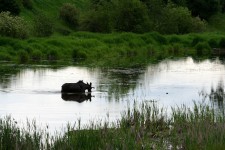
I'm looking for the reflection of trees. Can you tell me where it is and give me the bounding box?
[209,80,225,115]
[0,64,65,90]
[0,65,21,89]
[98,68,145,101]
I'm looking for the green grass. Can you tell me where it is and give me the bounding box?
[0,31,225,67]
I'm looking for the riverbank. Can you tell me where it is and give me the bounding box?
[1,32,225,67]
[0,99,224,149]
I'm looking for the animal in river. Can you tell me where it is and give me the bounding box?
[61,80,94,93]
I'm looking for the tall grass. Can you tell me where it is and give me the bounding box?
[1,96,225,149]
[1,32,225,66]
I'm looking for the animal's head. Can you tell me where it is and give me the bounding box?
[86,82,94,92]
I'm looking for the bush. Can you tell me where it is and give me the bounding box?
[115,0,151,33]
[0,11,29,39]
[18,50,29,63]
[159,5,206,34]
[150,32,167,44]
[0,52,12,61]
[219,38,225,48]
[0,0,21,15]
[80,2,113,33]
[47,50,59,60]
[191,36,204,46]
[72,48,87,60]
[22,0,33,9]
[59,3,79,28]
[208,39,218,48]
[195,42,211,56]
[31,50,42,61]
[34,13,54,37]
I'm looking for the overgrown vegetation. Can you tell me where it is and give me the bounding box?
[0,11,29,39]
[0,97,225,149]
[1,0,225,37]
[0,32,224,66]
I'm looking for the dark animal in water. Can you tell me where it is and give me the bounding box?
[61,93,92,103]
[61,80,94,93]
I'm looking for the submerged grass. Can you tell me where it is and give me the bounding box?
[1,99,225,149]
[1,32,225,67]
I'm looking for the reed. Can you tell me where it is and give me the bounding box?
[0,91,225,149]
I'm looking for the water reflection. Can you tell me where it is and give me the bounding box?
[98,68,145,101]
[61,93,92,103]
[0,57,225,131]
[209,80,225,115]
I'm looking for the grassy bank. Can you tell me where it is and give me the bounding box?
[0,99,225,149]
[1,32,225,67]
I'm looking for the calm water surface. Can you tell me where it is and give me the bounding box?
[0,57,224,131]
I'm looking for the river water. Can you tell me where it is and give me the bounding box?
[0,57,224,132]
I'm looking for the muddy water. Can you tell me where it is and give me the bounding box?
[0,57,224,131]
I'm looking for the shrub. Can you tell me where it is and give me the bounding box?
[150,32,167,44]
[18,50,29,63]
[80,4,113,32]
[0,11,29,39]
[115,0,150,33]
[159,5,206,34]
[47,50,59,60]
[0,52,12,61]
[169,35,181,43]
[191,16,207,33]
[34,13,54,37]
[59,3,79,28]
[0,0,21,15]
[195,42,211,56]
[31,50,42,61]
[22,0,33,9]
[72,48,87,60]
[219,38,225,48]
[191,36,204,46]
[208,39,218,48]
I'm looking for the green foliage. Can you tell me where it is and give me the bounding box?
[80,1,113,32]
[158,4,206,34]
[0,11,29,39]
[115,0,150,33]
[192,36,204,46]
[72,48,87,61]
[18,50,29,63]
[0,0,21,15]
[187,0,221,20]
[0,52,12,61]
[208,38,218,48]
[195,42,211,56]
[208,13,225,31]
[59,3,79,29]
[150,32,167,44]
[31,50,42,61]
[219,37,225,48]
[47,49,59,60]
[22,0,33,9]
[34,13,54,37]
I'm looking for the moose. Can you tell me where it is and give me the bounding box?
[61,80,94,93]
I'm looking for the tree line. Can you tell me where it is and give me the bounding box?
[0,0,225,38]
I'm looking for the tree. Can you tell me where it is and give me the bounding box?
[187,0,221,20]
[0,0,21,15]
[115,0,151,33]
[59,3,79,29]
